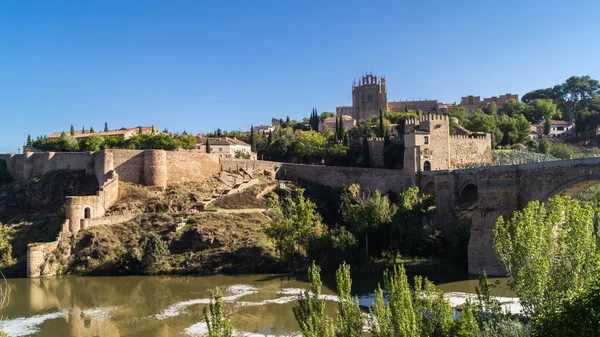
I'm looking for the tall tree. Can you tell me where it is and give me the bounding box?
[334,262,363,337]
[70,125,75,136]
[250,125,256,152]
[104,122,109,132]
[82,126,85,134]
[522,88,556,104]
[26,134,32,146]
[293,262,335,337]
[89,127,95,133]
[554,75,600,121]
[362,137,370,167]
[378,108,385,137]
[205,138,211,153]
[138,126,143,135]
[494,196,599,316]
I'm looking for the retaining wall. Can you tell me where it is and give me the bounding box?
[80,213,139,230]
[27,240,59,278]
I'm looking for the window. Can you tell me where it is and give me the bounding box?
[557,126,565,131]
[84,207,91,219]
[423,161,431,171]
[219,147,222,151]
[368,94,373,103]
[424,136,429,144]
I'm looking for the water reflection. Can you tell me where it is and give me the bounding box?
[0,273,514,337]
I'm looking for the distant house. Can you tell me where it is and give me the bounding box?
[531,120,574,138]
[318,115,356,132]
[196,137,255,159]
[254,125,275,135]
[48,126,161,140]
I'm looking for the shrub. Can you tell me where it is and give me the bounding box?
[538,137,551,154]
[140,233,170,275]
[549,143,575,160]
[510,143,526,150]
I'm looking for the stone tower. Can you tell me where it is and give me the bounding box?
[352,72,388,120]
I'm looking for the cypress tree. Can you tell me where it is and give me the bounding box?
[363,137,370,167]
[104,122,109,132]
[26,134,32,146]
[206,138,211,153]
[338,114,345,141]
[334,114,339,142]
[267,132,272,145]
[343,132,349,147]
[250,125,256,152]
[82,126,85,134]
[138,126,143,135]
[378,108,385,137]
[70,125,75,136]
[90,127,95,133]
[405,105,409,113]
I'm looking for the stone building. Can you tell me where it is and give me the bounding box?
[318,115,356,132]
[403,114,492,173]
[460,94,519,111]
[195,137,255,159]
[48,126,161,140]
[337,73,448,121]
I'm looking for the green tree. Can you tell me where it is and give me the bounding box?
[249,125,256,152]
[385,264,417,336]
[138,126,143,135]
[514,114,531,143]
[82,126,85,134]
[70,125,75,136]
[538,137,551,154]
[81,135,105,152]
[503,99,525,117]
[264,198,296,263]
[524,99,561,123]
[0,223,15,269]
[26,134,32,146]
[543,118,551,135]
[140,233,170,275]
[550,143,574,160]
[553,75,600,121]
[104,122,109,132]
[362,137,370,167]
[466,110,496,133]
[293,262,335,337]
[522,88,556,104]
[334,262,363,337]
[341,185,397,261]
[378,108,385,137]
[532,278,600,337]
[496,115,518,145]
[206,138,211,153]
[413,276,454,336]
[493,196,599,316]
[89,127,95,133]
[203,288,233,337]
[293,130,327,163]
[482,102,498,116]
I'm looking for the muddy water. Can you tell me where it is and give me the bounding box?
[0,274,515,337]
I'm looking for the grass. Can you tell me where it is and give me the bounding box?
[212,182,275,209]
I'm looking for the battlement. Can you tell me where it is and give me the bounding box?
[450,133,490,140]
[404,114,450,130]
[353,72,386,88]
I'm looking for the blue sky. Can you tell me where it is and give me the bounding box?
[1,0,599,153]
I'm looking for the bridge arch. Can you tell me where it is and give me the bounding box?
[422,181,435,197]
[542,174,600,202]
[457,183,478,208]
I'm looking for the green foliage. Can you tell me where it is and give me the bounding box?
[89,127,95,133]
[482,102,498,116]
[549,143,574,159]
[334,262,363,337]
[249,125,256,152]
[466,110,496,134]
[203,287,234,337]
[413,276,454,336]
[104,122,109,132]
[114,249,141,275]
[362,137,370,167]
[0,223,15,269]
[81,135,105,152]
[503,99,526,117]
[383,140,404,169]
[26,134,32,146]
[264,188,324,266]
[206,138,211,153]
[70,125,75,136]
[538,137,551,154]
[293,130,327,163]
[523,99,561,123]
[493,196,599,316]
[384,264,418,336]
[532,278,600,337]
[522,88,556,103]
[452,299,480,337]
[234,150,251,159]
[140,233,170,275]
[293,262,335,337]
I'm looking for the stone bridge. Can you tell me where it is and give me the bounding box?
[421,157,600,275]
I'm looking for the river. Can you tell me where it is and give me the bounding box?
[0,273,517,337]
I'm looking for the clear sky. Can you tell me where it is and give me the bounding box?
[1,0,599,153]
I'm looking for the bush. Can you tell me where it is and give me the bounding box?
[140,233,170,275]
[538,137,552,154]
[510,143,526,150]
[549,143,575,160]
[115,249,142,275]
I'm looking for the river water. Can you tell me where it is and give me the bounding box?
[0,274,516,337]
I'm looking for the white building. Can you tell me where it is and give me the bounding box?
[195,137,255,159]
[318,115,357,132]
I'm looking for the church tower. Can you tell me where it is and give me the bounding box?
[352,72,388,120]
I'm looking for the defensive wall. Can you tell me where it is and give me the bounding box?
[220,159,415,193]
[449,134,493,168]
[0,149,220,277]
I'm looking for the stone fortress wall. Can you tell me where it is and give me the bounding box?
[449,134,493,168]
[0,149,220,277]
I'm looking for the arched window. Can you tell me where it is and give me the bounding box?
[368,94,373,103]
[423,161,431,171]
[84,207,91,219]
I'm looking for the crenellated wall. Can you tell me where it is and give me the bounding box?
[449,134,493,168]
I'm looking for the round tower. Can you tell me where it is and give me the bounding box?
[143,150,167,189]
